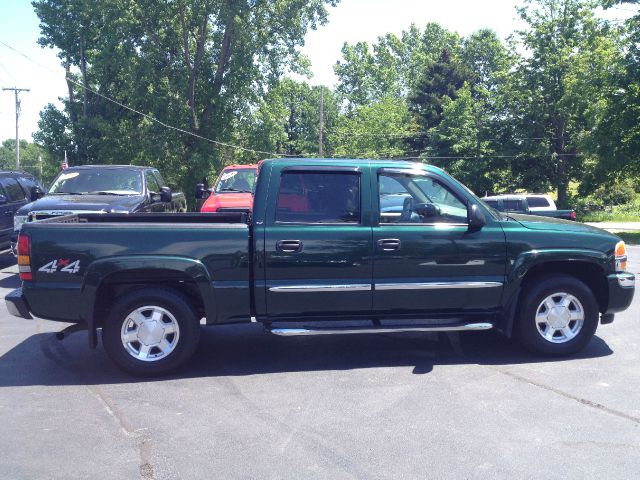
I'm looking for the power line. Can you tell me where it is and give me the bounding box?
[0,40,293,159]
[0,61,17,84]
[610,5,639,14]
[0,40,592,164]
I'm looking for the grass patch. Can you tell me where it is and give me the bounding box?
[580,212,640,222]
[616,231,640,245]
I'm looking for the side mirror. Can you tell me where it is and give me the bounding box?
[160,186,172,203]
[0,194,7,205]
[467,203,486,232]
[195,183,210,200]
[31,186,44,200]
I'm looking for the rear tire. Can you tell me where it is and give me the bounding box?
[517,274,599,356]
[102,288,201,376]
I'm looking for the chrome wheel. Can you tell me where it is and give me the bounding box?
[535,292,584,344]
[120,306,180,362]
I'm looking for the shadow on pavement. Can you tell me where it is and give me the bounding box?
[0,272,20,289]
[0,323,613,387]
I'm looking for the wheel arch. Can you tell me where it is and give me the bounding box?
[499,250,610,337]
[81,256,216,347]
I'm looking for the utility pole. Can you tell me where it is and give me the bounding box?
[318,87,324,157]
[3,87,30,170]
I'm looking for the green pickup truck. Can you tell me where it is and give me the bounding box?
[6,159,635,375]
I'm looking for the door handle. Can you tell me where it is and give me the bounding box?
[377,238,401,251]
[276,239,303,253]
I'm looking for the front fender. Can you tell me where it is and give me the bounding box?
[499,248,610,337]
[508,248,610,285]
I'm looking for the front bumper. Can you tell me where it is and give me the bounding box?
[5,288,33,320]
[605,272,635,314]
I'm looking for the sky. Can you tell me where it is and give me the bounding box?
[0,0,634,147]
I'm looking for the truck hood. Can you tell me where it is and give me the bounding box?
[17,194,146,215]
[201,192,253,212]
[506,213,608,234]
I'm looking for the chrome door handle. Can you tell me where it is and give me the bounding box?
[276,239,303,253]
[377,238,401,251]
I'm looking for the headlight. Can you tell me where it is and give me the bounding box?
[615,241,627,271]
[13,215,28,232]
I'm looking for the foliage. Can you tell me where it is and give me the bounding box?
[242,79,340,162]
[334,23,459,107]
[0,139,58,183]
[30,0,640,207]
[614,231,640,245]
[32,0,338,199]
[332,97,418,158]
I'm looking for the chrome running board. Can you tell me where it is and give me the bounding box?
[268,322,493,336]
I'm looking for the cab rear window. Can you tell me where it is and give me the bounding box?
[275,172,360,224]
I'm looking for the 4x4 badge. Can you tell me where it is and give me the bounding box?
[38,259,81,274]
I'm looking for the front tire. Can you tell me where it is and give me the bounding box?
[102,288,201,376]
[517,274,599,356]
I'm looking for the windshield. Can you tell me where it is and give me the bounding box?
[214,168,257,193]
[49,168,143,195]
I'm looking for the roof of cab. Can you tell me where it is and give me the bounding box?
[66,165,155,170]
[261,157,442,173]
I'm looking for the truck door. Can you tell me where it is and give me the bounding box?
[0,183,12,244]
[0,178,27,245]
[372,168,506,316]
[263,165,373,319]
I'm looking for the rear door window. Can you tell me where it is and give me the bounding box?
[0,178,26,202]
[275,171,360,224]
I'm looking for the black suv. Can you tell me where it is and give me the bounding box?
[0,171,43,251]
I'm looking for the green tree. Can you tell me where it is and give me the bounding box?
[504,0,617,207]
[583,0,640,184]
[244,79,340,160]
[334,23,459,107]
[32,0,338,197]
[408,48,471,152]
[0,139,57,183]
[332,97,418,158]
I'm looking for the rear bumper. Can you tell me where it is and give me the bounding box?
[605,272,635,314]
[5,288,33,320]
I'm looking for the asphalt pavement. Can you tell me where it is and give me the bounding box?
[0,248,638,479]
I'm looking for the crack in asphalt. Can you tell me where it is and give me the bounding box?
[40,334,156,479]
[86,385,156,480]
[491,367,640,426]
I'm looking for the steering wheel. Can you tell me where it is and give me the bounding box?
[400,196,414,222]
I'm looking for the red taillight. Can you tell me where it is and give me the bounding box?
[17,234,32,281]
[570,211,576,220]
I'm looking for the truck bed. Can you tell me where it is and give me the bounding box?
[20,212,252,325]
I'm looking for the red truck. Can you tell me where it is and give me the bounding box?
[195,164,258,212]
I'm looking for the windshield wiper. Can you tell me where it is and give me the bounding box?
[50,191,85,195]
[220,188,252,193]
[87,191,131,196]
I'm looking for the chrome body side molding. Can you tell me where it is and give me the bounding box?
[375,281,503,291]
[269,284,372,293]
